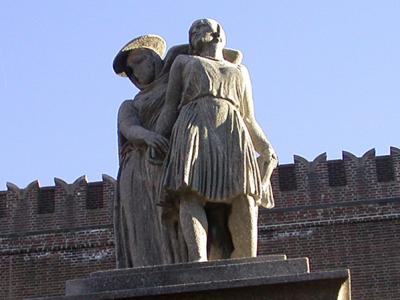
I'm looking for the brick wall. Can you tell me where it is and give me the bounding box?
[0,175,116,300]
[259,146,400,299]
[0,147,399,299]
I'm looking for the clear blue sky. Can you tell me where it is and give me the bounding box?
[0,1,399,187]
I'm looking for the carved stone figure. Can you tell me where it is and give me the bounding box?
[153,19,277,262]
[113,35,188,267]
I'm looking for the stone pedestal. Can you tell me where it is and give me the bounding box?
[30,255,350,300]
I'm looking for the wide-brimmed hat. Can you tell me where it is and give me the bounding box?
[113,34,167,77]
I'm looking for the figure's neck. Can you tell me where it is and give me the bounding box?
[198,43,224,61]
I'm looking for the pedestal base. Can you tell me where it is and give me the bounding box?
[30,255,350,300]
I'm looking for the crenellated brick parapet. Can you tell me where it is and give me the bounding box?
[271,146,400,209]
[0,175,116,237]
[1,147,399,235]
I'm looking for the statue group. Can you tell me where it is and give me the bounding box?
[113,19,278,268]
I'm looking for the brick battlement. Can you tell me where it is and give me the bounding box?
[0,147,399,236]
[271,146,400,209]
[0,175,116,237]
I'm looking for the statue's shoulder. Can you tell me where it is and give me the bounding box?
[169,54,194,73]
[174,54,192,64]
[236,64,251,79]
[119,99,134,107]
[118,99,136,114]
[236,63,249,72]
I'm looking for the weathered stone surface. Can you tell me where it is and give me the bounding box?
[28,256,350,300]
[151,18,278,262]
[66,255,298,295]
[113,18,278,267]
[113,35,183,268]
[89,254,287,279]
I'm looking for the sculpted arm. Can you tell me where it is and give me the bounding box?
[155,56,184,138]
[118,100,146,143]
[118,100,168,151]
[240,66,276,161]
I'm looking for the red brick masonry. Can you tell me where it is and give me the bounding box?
[1,147,399,299]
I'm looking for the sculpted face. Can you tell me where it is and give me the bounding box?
[189,20,215,51]
[189,19,226,52]
[126,48,161,86]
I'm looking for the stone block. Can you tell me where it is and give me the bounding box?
[28,255,350,300]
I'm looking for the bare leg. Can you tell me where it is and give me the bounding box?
[228,195,258,258]
[206,203,233,260]
[179,194,208,262]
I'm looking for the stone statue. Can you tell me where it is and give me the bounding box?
[152,19,278,262]
[113,35,189,267]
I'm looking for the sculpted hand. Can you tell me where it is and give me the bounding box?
[144,132,170,154]
[257,149,278,182]
[145,132,170,165]
[256,149,278,208]
[259,149,278,164]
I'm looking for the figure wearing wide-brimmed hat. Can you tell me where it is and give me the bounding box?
[113,35,165,85]
[113,34,191,268]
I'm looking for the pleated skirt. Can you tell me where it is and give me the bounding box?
[162,97,262,203]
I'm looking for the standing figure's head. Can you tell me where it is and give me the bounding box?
[113,35,166,90]
[189,18,226,54]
